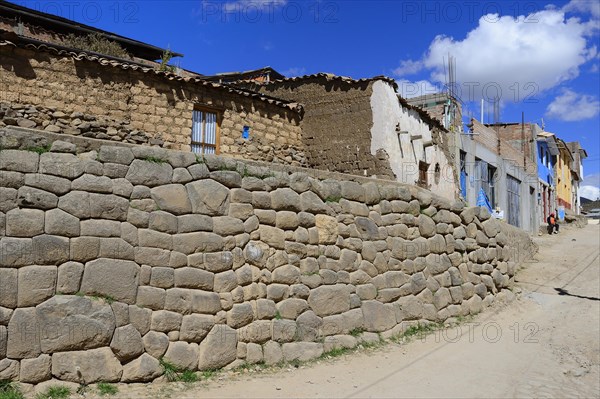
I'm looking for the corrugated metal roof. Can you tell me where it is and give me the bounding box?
[0,37,303,113]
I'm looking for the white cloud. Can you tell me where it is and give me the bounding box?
[580,185,600,200]
[563,0,600,19]
[393,59,424,76]
[408,9,597,102]
[281,67,306,77]
[397,79,443,98]
[583,173,600,187]
[546,89,600,121]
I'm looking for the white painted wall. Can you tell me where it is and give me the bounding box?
[370,81,457,200]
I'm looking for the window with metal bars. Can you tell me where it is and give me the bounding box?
[191,108,219,154]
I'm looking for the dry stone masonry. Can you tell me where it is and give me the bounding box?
[0,140,535,384]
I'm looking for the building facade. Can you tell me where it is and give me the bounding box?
[536,132,558,223]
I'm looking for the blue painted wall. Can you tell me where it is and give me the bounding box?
[537,141,554,185]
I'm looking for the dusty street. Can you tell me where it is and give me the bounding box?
[82,222,600,399]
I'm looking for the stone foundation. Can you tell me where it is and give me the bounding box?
[0,133,536,384]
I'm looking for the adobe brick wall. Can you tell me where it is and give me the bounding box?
[251,78,395,179]
[0,45,304,166]
[0,130,536,385]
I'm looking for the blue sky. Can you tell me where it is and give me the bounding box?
[12,0,600,198]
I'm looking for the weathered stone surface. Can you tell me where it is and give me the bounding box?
[191,291,221,314]
[19,354,51,384]
[227,303,254,328]
[361,300,396,332]
[72,174,112,193]
[177,214,213,233]
[7,308,41,359]
[36,295,115,352]
[282,342,323,361]
[142,331,169,358]
[263,341,283,365]
[45,208,80,237]
[482,218,500,238]
[315,215,338,244]
[121,353,163,382]
[80,259,140,304]
[0,358,19,380]
[17,186,58,210]
[259,225,285,249]
[98,146,134,165]
[58,191,91,218]
[272,265,300,285]
[271,188,301,211]
[308,285,350,317]
[0,149,39,172]
[52,347,123,383]
[110,325,144,362]
[198,324,237,370]
[25,173,70,195]
[0,187,17,213]
[89,194,129,221]
[125,159,173,187]
[210,170,242,188]
[151,310,183,332]
[180,314,215,343]
[277,298,309,320]
[39,153,84,179]
[129,305,152,336]
[164,341,199,370]
[0,269,18,307]
[418,214,436,238]
[32,235,70,265]
[6,208,44,237]
[214,270,238,293]
[150,184,192,215]
[173,232,223,254]
[186,180,230,215]
[18,266,57,307]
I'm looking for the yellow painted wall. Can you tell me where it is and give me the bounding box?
[556,148,572,209]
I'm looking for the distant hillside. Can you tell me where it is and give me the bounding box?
[581,197,600,213]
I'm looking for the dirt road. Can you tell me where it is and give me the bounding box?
[81,222,600,399]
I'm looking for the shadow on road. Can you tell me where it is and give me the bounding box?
[554,287,600,302]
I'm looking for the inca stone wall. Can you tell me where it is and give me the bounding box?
[0,135,535,385]
[0,45,304,165]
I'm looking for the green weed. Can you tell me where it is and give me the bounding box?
[141,156,166,164]
[0,380,24,399]
[26,145,51,154]
[159,358,180,382]
[97,382,118,396]
[35,385,71,399]
[349,328,365,337]
[325,195,342,203]
[178,370,198,383]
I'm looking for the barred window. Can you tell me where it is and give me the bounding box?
[191,108,219,154]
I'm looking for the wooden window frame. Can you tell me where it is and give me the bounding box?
[418,161,429,188]
[191,106,221,155]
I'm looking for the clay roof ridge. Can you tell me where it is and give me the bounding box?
[0,38,303,113]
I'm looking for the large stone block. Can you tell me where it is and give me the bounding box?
[58,191,91,218]
[45,208,80,237]
[315,215,338,244]
[308,285,350,317]
[89,193,129,221]
[6,208,45,237]
[361,300,396,332]
[71,174,113,193]
[110,324,144,362]
[36,295,115,352]
[0,359,19,380]
[198,324,237,370]
[150,184,192,215]
[125,159,173,187]
[121,353,163,382]
[0,269,18,308]
[271,188,301,212]
[227,303,254,328]
[17,186,58,210]
[0,149,39,173]
[150,310,182,332]
[180,314,215,343]
[80,259,140,304]
[282,342,323,362]
[39,153,84,179]
[32,235,69,265]
[186,179,230,215]
[142,331,169,359]
[259,225,285,249]
[7,308,41,359]
[52,347,123,383]
[172,232,223,254]
[98,146,134,165]
[18,266,57,307]
[19,354,51,384]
